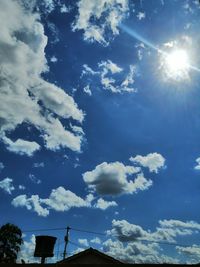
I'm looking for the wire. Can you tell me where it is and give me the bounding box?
[22,226,200,249]
[68,240,89,249]
[23,227,66,233]
[23,226,105,235]
[70,227,106,236]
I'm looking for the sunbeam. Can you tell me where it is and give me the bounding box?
[120,24,200,80]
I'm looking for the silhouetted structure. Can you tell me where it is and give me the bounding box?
[58,247,122,264]
[34,236,57,264]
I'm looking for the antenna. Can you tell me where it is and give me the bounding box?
[63,226,70,260]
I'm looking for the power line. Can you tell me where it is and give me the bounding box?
[23,226,106,236]
[70,227,106,236]
[22,226,200,249]
[23,227,66,233]
[69,240,89,249]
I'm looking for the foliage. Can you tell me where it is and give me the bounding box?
[0,223,23,263]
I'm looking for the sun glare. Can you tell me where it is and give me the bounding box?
[162,49,190,81]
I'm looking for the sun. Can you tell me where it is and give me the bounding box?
[166,49,189,72]
[162,49,190,81]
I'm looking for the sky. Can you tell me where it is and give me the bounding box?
[1,0,200,264]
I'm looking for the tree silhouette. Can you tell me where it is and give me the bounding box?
[0,223,23,263]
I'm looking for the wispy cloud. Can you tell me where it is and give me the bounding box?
[72,0,129,46]
[0,177,15,194]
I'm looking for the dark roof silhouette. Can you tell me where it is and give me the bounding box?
[58,247,123,264]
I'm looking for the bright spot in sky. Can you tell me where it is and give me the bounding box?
[163,49,190,81]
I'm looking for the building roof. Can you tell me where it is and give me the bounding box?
[58,247,123,264]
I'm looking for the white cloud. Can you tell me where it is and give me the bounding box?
[50,55,57,63]
[99,61,136,93]
[130,153,165,173]
[12,186,92,217]
[19,185,26,190]
[3,137,40,157]
[60,4,72,14]
[135,43,145,61]
[103,238,176,264]
[82,64,99,76]
[33,162,44,168]
[41,186,91,212]
[108,219,198,244]
[83,85,92,96]
[90,237,101,244]
[94,198,117,210]
[136,12,146,20]
[12,186,119,216]
[28,174,41,184]
[12,194,49,217]
[99,60,123,74]
[159,219,200,230]
[82,61,137,93]
[0,177,15,194]
[176,245,200,263]
[83,161,153,196]
[0,162,5,171]
[72,0,129,46]
[78,238,89,247]
[194,157,200,170]
[103,218,200,263]
[0,0,84,155]
[41,0,55,14]
[32,81,84,122]
[108,219,148,242]
[17,234,39,263]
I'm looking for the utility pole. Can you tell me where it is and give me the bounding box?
[63,226,70,260]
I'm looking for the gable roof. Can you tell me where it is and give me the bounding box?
[58,247,123,264]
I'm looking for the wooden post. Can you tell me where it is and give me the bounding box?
[63,226,70,260]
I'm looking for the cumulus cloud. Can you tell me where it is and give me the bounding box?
[0,177,15,194]
[40,187,91,212]
[0,0,84,155]
[129,153,166,173]
[194,157,200,170]
[3,137,40,156]
[176,245,200,263]
[83,161,153,196]
[12,187,90,216]
[72,0,129,46]
[94,198,117,210]
[108,219,198,244]
[82,61,137,93]
[12,194,49,217]
[108,219,149,242]
[90,237,101,244]
[12,186,118,216]
[78,238,89,247]
[103,238,176,264]
[103,218,200,263]
[17,234,38,263]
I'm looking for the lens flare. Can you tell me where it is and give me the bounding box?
[164,49,190,79]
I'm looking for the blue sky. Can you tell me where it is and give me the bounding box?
[1,0,200,263]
